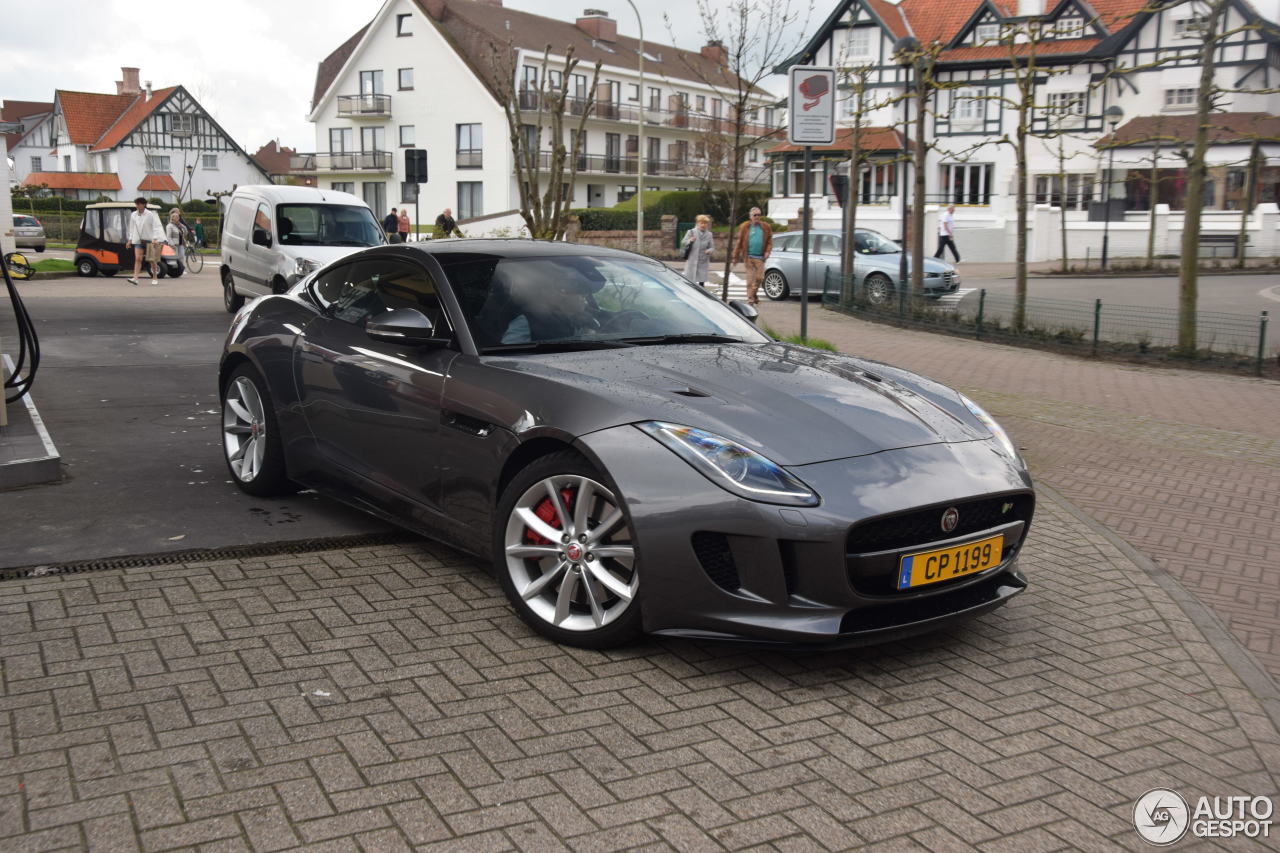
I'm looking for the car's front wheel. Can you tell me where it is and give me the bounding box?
[762,269,790,300]
[223,268,244,313]
[495,451,641,648]
[221,364,296,496]
[865,272,894,306]
[76,256,97,277]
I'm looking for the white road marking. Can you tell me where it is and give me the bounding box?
[1259,285,1280,304]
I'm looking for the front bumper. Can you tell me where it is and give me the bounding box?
[577,426,1034,646]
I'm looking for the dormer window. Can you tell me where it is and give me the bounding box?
[1055,16,1085,38]
[849,27,872,58]
[974,23,1000,44]
[1174,15,1206,38]
[169,114,194,136]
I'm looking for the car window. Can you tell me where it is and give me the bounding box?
[103,209,126,243]
[225,197,255,238]
[816,235,840,255]
[772,234,794,252]
[312,259,449,332]
[15,215,39,227]
[276,203,383,247]
[253,203,271,235]
[80,211,100,239]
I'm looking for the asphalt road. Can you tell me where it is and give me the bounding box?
[0,268,392,569]
[963,269,1280,316]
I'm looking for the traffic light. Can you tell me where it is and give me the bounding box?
[829,173,848,207]
[405,149,428,184]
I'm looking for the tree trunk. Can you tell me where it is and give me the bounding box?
[841,117,863,305]
[1013,120,1028,331]
[910,82,928,297]
[1057,138,1070,273]
[1146,140,1160,268]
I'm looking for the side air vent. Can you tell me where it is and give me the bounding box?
[692,532,739,591]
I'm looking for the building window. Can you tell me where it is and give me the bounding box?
[940,163,993,205]
[331,181,354,193]
[396,13,412,36]
[788,158,822,195]
[169,114,194,135]
[952,88,984,122]
[202,154,218,169]
[521,124,539,154]
[522,66,539,92]
[695,95,706,113]
[1034,173,1094,210]
[648,87,661,110]
[974,23,1000,43]
[401,181,418,203]
[359,70,384,95]
[449,123,480,170]
[571,73,587,99]
[647,136,660,166]
[1164,88,1196,109]
[605,133,621,171]
[765,107,776,127]
[360,126,385,152]
[398,68,414,90]
[400,125,415,147]
[330,127,352,152]
[1055,16,1085,38]
[1174,15,1206,38]
[1046,91,1086,117]
[64,154,72,170]
[30,156,42,172]
[627,83,640,102]
[748,148,758,163]
[146,155,170,173]
[618,185,636,202]
[457,182,483,220]
[857,162,896,203]
[362,182,386,214]
[849,27,872,57]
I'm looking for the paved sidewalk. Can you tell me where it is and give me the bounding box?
[758,300,1280,684]
[1,490,1278,851]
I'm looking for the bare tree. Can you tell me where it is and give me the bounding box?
[836,64,879,304]
[892,41,945,299]
[671,0,810,301]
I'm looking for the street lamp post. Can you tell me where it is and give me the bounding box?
[624,0,644,254]
[1100,104,1124,270]
[185,164,194,205]
[894,37,920,315]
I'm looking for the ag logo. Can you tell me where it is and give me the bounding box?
[1134,788,1190,845]
[941,507,959,533]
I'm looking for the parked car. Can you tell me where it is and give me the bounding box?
[763,228,960,304]
[219,184,385,313]
[12,214,46,252]
[219,239,1034,649]
[74,202,181,277]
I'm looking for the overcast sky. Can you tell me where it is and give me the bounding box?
[0,0,821,155]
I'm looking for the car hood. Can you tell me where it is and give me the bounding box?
[483,343,988,466]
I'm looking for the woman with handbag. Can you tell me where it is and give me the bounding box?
[681,214,714,287]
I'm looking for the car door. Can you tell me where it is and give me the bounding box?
[295,255,458,518]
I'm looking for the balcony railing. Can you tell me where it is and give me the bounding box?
[530,152,769,184]
[515,90,780,138]
[290,151,394,173]
[336,94,392,118]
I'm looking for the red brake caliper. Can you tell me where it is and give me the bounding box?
[525,487,576,546]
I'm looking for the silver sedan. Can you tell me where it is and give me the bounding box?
[763,228,959,304]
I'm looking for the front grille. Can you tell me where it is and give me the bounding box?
[845,492,1035,596]
[943,271,956,289]
[692,532,740,591]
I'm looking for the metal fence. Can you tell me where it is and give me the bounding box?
[820,269,1273,376]
[12,211,222,247]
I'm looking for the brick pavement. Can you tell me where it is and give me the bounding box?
[758,300,1280,684]
[2,492,1279,851]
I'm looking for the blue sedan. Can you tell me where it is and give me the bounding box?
[763,228,960,304]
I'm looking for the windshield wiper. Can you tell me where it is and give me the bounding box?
[481,339,636,354]
[621,333,745,345]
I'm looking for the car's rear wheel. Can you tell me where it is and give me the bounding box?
[76,256,98,277]
[762,269,790,300]
[221,364,296,496]
[223,268,244,313]
[495,451,641,648]
[865,272,893,306]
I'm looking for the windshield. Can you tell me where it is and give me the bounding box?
[855,229,901,255]
[442,253,771,352]
[276,203,384,247]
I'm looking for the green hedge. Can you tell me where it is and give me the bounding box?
[10,195,219,214]
[604,188,772,227]
[569,208,660,230]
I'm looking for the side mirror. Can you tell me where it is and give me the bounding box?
[728,300,759,323]
[366,307,450,347]
[252,228,272,247]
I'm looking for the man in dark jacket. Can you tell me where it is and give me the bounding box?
[384,208,400,242]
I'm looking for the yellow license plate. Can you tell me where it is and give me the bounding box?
[898,534,1004,590]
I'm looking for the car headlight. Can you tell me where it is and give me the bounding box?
[959,394,1020,462]
[638,422,819,506]
[294,257,319,276]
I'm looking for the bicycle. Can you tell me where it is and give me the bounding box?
[183,232,204,274]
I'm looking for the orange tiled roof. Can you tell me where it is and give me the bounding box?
[92,87,178,152]
[1099,112,1280,147]
[56,90,138,145]
[768,126,905,154]
[24,171,122,191]
[137,173,180,192]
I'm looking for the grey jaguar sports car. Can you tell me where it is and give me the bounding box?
[219,240,1033,649]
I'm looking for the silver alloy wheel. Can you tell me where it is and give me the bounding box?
[223,376,267,483]
[762,270,788,300]
[503,474,638,632]
[866,273,892,305]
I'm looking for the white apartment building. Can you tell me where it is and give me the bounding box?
[305,0,779,231]
[9,68,266,202]
[770,0,1280,262]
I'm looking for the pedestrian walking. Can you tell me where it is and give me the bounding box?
[384,208,400,242]
[682,214,714,286]
[936,203,961,262]
[194,219,206,248]
[434,208,462,238]
[732,207,772,305]
[398,208,411,243]
[166,208,186,269]
[126,197,164,286]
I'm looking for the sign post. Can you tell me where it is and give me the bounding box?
[787,67,836,341]
[404,149,428,242]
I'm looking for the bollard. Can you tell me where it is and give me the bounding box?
[1258,310,1269,377]
[976,289,986,340]
[1092,298,1102,356]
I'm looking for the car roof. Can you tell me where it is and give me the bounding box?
[231,184,367,206]
[403,238,649,261]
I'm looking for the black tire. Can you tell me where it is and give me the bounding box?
[865,273,894,306]
[223,268,245,313]
[76,256,98,277]
[220,363,297,497]
[167,263,184,279]
[271,276,288,295]
[156,264,167,279]
[762,269,790,300]
[494,450,642,649]
[34,247,45,253]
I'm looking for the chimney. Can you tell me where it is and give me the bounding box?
[576,9,616,42]
[701,40,727,65]
[1017,0,1044,15]
[144,80,153,100]
[120,67,141,96]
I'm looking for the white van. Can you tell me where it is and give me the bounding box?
[219,185,385,312]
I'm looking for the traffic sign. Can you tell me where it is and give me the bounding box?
[787,66,836,146]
